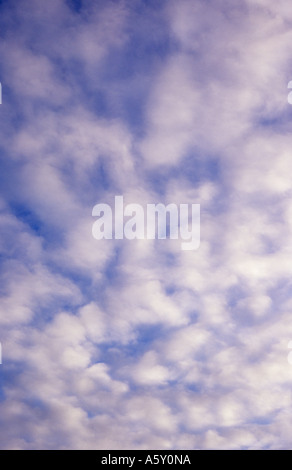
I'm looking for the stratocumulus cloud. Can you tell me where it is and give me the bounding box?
[1,0,292,450]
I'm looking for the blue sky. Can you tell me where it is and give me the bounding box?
[1,0,292,450]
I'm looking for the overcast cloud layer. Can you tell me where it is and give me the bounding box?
[1,0,292,450]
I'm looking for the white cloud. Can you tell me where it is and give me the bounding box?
[2,0,292,450]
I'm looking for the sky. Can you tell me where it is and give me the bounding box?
[1,0,292,450]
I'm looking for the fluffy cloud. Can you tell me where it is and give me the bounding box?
[1,0,292,450]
